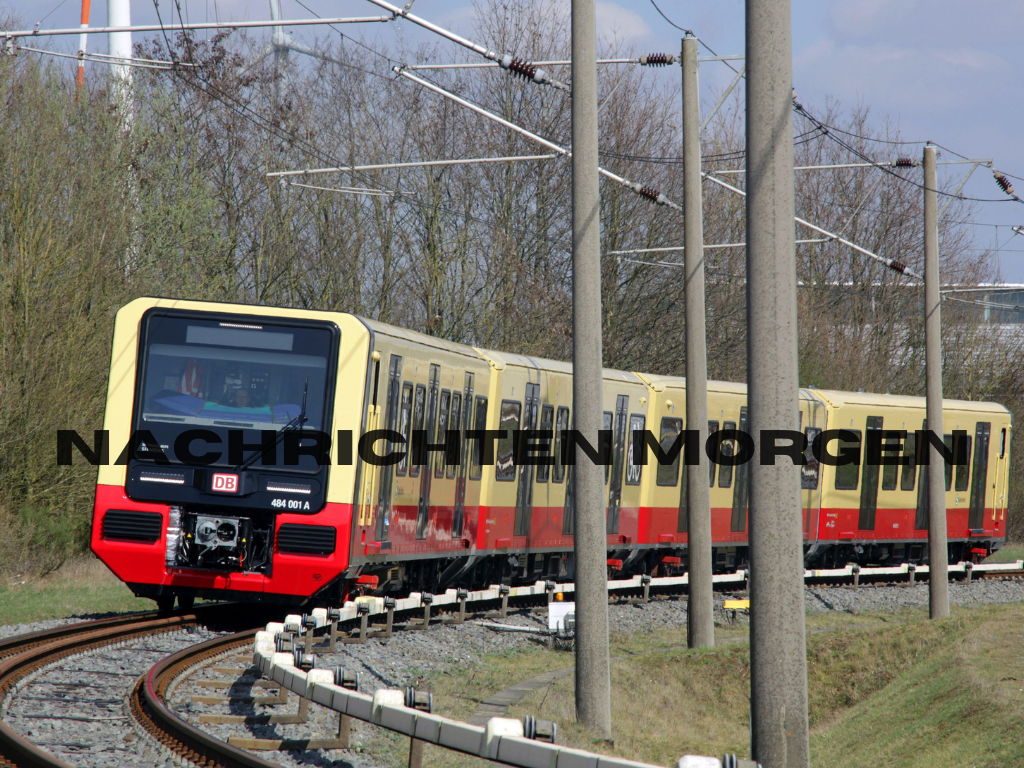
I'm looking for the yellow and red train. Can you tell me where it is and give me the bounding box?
[91,298,1012,608]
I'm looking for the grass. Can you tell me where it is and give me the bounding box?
[0,555,153,625]
[986,542,1024,563]
[360,603,1024,768]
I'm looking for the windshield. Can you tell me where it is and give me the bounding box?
[136,313,334,470]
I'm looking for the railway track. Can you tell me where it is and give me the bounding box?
[0,610,201,767]
[1,561,1020,768]
[0,606,279,768]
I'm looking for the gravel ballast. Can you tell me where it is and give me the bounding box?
[1,578,1022,768]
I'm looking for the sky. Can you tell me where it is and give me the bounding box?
[4,0,1024,280]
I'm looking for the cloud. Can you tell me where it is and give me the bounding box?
[595,1,651,43]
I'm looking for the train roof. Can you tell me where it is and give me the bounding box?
[358,316,487,361]
[636,373,748,395]
[807,387,1011,415]
[477,348,647,385]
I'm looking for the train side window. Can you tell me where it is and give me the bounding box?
[802,427,821,490]
[435,389,451,478]
[496,400,521,481]
[657,418,683,486]
[954,434,971,492]
[410,384,426,477]
[469,396,488,480]
[603,411,613,484]
[718,421,736,489]
[553,407,570,483]
[537,405,554,483]
[397,382,413,476]
[708,421,720,487]
[901,433,917,491]
[447,392,462,479]
[880,431,900,491]
[834,430,861,490]
[1000,428,1007,459]
[625,414,645,486]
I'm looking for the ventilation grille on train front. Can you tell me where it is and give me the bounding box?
[277,523,336,555]
[102,510,163,542]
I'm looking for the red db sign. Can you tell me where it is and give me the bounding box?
[211,473,238,493]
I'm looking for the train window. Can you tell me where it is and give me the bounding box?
[802,427,821,490]
[625,415,645,486]
[955,434,971,492]
[410,384,426,477]
[553,407,570,483]
[901,432,917,491]
[834,430,861,490]
[708,421,719,487]
[397,383,413,476]
[880,432,901,491]
[496,400,521,482]
[1000,428,1007,459]
[447,392,462,479]
[657,418,683,486]
[469,397,488,480]
[435,389,451,478]
[718,421,736,489]
[537,405,554,483]
[603,411,613,484]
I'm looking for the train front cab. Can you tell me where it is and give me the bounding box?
[807,390,1011,567]
[91,297,374,607]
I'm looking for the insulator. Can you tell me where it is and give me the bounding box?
[894,157,915,168]
[640,53,674,66]
[994,172,1015,196]
[507,58,538,81]
[889,260,907,274]
[639,186,662,202]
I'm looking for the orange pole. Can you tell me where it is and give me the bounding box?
[77,0,92,87]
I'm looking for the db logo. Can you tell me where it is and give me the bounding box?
[212,473,238,493]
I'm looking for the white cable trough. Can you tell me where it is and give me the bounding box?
[248,559,1020,768]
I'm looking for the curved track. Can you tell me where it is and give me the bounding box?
[2,563,1020,767]
[0,611,202,767]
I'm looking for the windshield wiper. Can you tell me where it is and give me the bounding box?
[231,377,308,474]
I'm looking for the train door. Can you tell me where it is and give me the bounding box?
[452,372,474,538]
[858,416,883,530]
[993,425,1008,524]
[514,382,539,537]
[800,393,826,541]
[915,420,928,530]
[731,406,750,533]
[560,407,575,536]
[607,394,628,534]
[417,364,440,540]
[968,422,990,530]
[376,355,402,543]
